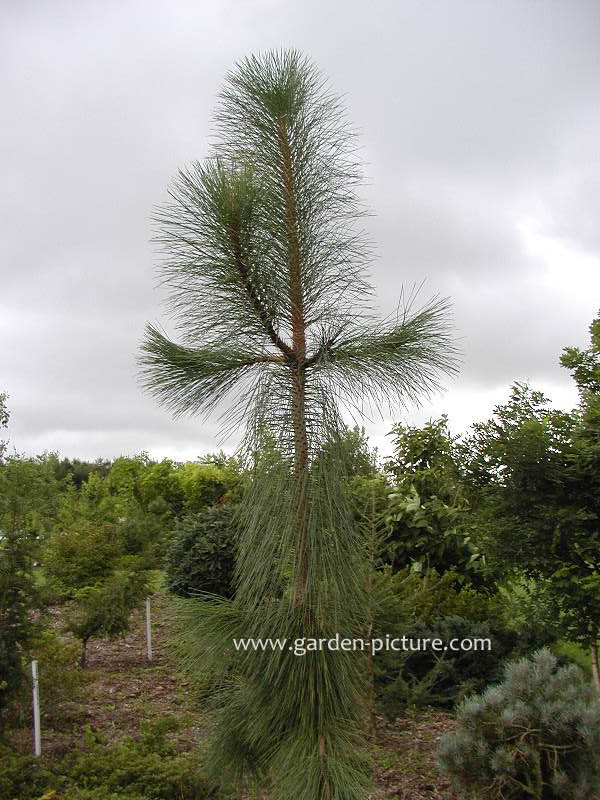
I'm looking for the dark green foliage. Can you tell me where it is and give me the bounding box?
[371,569,535,713]
[0,529,40,735]
[437,649,600,799]
[0,744,56,800]
[0,397,47,735]
[460,360,600,658]
[165,506,237,598]
[53,457,112,489]
[378,617,512,714]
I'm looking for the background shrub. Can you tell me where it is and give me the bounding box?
[372,570,558,714]
[0,529,41,735]
[377,617,514,714]
[0,745,56,800]
[437,648,600,799]
[29,630,94,725]
[0,720,219,800]
[165,506,236,598]
[43,521,122,595]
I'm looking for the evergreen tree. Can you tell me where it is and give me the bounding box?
[438,649,600,799]
[0,396,44,735]
[140,50,456,799]
[461,313,600,687]
[0,393,8,459]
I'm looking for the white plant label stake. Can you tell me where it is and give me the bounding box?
[145,596,152,661]
[31,660,41,756]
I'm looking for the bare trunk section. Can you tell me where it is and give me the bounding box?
[591,635,600,689]
[318,734,331,800]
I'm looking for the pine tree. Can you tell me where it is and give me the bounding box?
[140,50,456,800]
[438,649,600,798]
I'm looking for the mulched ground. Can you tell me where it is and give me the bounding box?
[12,594,457,799]
[370,711,456,799]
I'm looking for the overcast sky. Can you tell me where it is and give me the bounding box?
[2,0,599,461]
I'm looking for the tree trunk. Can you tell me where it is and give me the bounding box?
[277,115,309,610]
[591,634,600,689]
[318,733,331,800]
[278,112,332,800]
[291,367,309,608]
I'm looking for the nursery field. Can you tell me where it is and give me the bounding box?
[3,309,600,799]
[7,592,456,800]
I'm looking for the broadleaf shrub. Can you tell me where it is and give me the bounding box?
[165,506,237,598]
[437,648,600,799]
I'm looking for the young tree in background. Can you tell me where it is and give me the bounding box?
[560,312,600,683]
[140,50,456,799]
[461,313,600,686]
[0,393,8,460]
[0,396,43,735]
[383,417,486,584]
[65,569,150,668]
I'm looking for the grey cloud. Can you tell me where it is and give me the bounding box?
[1,0,599,459]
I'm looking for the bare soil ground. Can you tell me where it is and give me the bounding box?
[13,593,457,799]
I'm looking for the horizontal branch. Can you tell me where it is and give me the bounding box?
[139,325,285,417]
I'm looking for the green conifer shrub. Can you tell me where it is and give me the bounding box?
[437,648,600,799]
[165,506,237,598]
[43,520,122,596]
[0,720,217,800]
